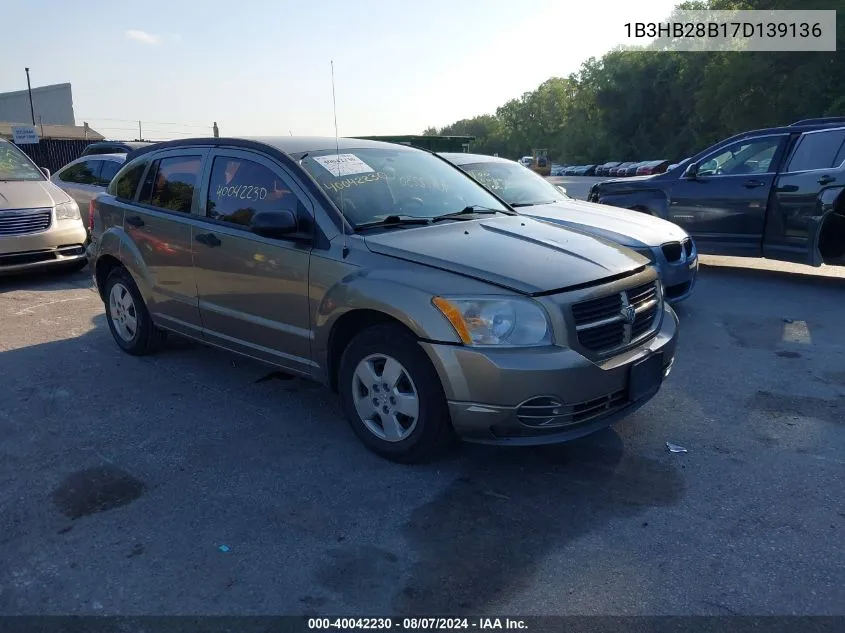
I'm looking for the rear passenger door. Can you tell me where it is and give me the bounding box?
[124,149,208,335]
[765,128,845,264]
[192,149,314,373]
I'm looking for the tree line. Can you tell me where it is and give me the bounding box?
[423,0,845,164]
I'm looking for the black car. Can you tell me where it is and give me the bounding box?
[609,162,635,177]
[594,161,619,176]
[588,119,845,267]
[81,141,154,157]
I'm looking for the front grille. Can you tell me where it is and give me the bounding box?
[0,209,52,236]
[682,237,693,257]
[517,390,628,428]
[571,279,662,355]
[661,242,683,262]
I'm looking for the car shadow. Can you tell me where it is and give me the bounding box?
[0,263,92,293]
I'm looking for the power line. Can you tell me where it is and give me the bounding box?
[79,116,212,129]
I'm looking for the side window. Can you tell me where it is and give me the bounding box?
[138,156,201,213]
[205,156,305,229]
[698,138,782,176]
[59,160,101,184]
[112,161,147,200]
[786,130,845,172]
[97,160,122,186]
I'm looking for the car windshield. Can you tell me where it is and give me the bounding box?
[298,148,510,226]
[458,161,567,206]
[0,142,44,181]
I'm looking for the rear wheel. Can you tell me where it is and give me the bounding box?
[338,324,455,463]
[104,267,165,355]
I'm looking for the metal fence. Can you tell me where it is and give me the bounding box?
[15,139,95,173]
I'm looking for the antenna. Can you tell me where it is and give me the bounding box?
[331,60,349,258]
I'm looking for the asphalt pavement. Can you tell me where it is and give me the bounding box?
[1,259,844,616]
[547,176,607,200]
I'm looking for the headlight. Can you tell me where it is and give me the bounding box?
[55,200,81,222]
[432,296,552,347]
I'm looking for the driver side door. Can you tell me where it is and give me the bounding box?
[668,134,788,256]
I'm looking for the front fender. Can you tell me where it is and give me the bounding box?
[96,226,155,303]
[313,273,465,356]
[597,189,670,220]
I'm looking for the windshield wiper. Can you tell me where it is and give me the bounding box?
[354,215,432,231]
[510,200,558,208]
[430,205,508,222]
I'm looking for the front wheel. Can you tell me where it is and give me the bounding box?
[338,324,455,463]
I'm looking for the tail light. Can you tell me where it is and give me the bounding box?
[88,199,96,231]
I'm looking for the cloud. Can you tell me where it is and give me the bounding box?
[125,29,162,45]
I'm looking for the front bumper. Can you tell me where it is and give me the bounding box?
[0,222,88,273]
[421,304,679,446]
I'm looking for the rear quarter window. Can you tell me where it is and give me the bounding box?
[109,160,148,200]
[787,130,845,172]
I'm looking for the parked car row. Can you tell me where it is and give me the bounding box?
[558,160,671,177]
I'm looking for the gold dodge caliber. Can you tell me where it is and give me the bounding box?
[0,139,88,274]
[87,137,679,462]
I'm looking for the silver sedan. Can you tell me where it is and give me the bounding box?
[440,152,698,303]
[51,153,126,214]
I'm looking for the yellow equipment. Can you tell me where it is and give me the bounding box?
[531,149,551,176]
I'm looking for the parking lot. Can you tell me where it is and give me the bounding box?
[547,176,606,201]
[1,257,843,616]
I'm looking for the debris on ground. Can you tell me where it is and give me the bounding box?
[666,442,689,453]
[218,545,231,553]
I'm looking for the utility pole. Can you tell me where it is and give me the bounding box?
[24,67,35,125]
[138,120,142,141]
[213,121,219,138]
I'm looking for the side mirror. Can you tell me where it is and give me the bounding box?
[684,163,699,179]
[40,167,51,178]
[250,209,299,239]
[556,185,569,197]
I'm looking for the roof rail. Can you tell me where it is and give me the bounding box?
[789,117,845,126]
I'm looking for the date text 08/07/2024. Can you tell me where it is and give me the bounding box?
[307,617,529,630]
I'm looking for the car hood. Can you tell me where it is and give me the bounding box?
[362,215,648,295]
[600,174,657,186]
[0,180,69,211]
[519,199,688,247]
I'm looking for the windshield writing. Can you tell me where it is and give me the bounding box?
[461,162,565,206]
[0,143,43,181]
[299,149,508,226]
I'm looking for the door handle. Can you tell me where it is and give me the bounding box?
[817,174,836,185]
[743,179,766,188]
[195,233,222,247]
[125,215,144,228]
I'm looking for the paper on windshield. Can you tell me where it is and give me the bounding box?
[313,153,374,177]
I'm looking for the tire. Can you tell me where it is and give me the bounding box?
[338,323,455,463]
[103,267,165,355]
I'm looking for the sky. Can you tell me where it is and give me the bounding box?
[2,0,679,139]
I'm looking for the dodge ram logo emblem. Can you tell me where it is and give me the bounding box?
[620,306,636,324]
